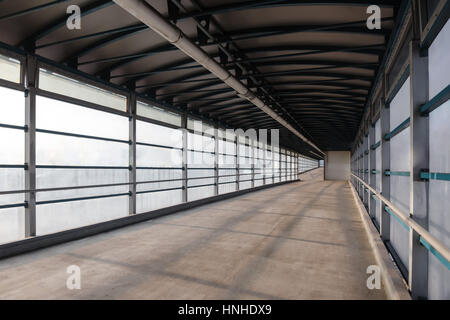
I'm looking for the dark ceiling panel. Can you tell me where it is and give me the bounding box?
[0,0,404,155]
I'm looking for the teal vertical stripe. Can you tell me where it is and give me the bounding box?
[420,237,450,270]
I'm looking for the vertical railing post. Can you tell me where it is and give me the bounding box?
[380,74,391,241]
[363,134,369,207]
[369,123,376,219]
[214,126,219,196]
[290,151,294,181]
[272,147,276,183]
[251,137,255,188]
[128,90,137,215]
[361,142,364,199]
[285,150,287,181]
[235,135,239,191]
[278,150,281,181]
[24,54,37,237]
[181,111,188,203]
[408,37,429,299]
[263,142,267,185]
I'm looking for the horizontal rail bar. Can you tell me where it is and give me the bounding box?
[384,170,410,177]
[420,84,450,115]
[0,123,26,131]
[0,173,258,196]
[187,149,215,154]
[420,237,450,270]
[37,165,130,170]
[36,192,131,206]
[0,202,26,210]
[351,173,450,265]
[0,164,26,169]
[136,187,183,194]
[371,141,381,150]
[137,167,183,170]
[187,183,216,189]
[217,180,236,185]
[385,205,409,231]
[384,118,410,141]
[420,171,450,181]
[36,128,130,144]
[136,141,182,150]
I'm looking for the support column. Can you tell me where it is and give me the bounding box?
[369,124,376,219]
[181,112,188,203]
[363,134,369,207]
[128,91,137,215]
[279,150,281,181]
[408,38,429,299]
[214,127,219,196]
[285,150,287,181]
[263,143,267,185]
[235,135,239,190]
[380,87,391,240]
[24,54,37,237]
[251,138,255,188]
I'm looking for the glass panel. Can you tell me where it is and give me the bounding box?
[36,96,128,140]
[428,100,450,299]
[429,19,450,99]
[39,69,126,111]
[390,118,410,269]
[137,101,181,127]
[187,118,214,134]
[0,206,24,244]
[0,86,24,125]
[0,127,24,164]
[0,54,20,83]
[137,120,182,148]
[137,190,183,213]
[137,145,182,167]
[390,77,410,129]
[188,132,214,152]
[188,185,214,202]
[36,195,128,236]
[136,168,183,213]
[37,132,128,166]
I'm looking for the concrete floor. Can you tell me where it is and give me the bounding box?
[0,169,386,299]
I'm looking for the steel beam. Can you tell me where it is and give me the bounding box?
[380,84,391,241]
[24,54,37,237]
[182,111,188,202]
[214,127,219,196]
[408,38,429,300]
[369,123,376,219]
[128,91,137,215]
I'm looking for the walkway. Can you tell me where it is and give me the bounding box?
[0,169,386,299]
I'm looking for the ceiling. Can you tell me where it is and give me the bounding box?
[0,0,403,158]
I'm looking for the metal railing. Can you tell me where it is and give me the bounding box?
[351,173,450,267]
[0,168,299,208]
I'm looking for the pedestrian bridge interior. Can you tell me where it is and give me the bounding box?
[0,0,449,300]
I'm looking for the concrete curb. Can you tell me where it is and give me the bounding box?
[349,182,411,300]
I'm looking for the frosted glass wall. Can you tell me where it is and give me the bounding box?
[427,19,450,300]
[298,155,318,173]
[375,120,381,225]
[35,96,129,235]
[0,86,24,244]
[136,120,183,213]
[0,59,302,244]
[389,77,411,269]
